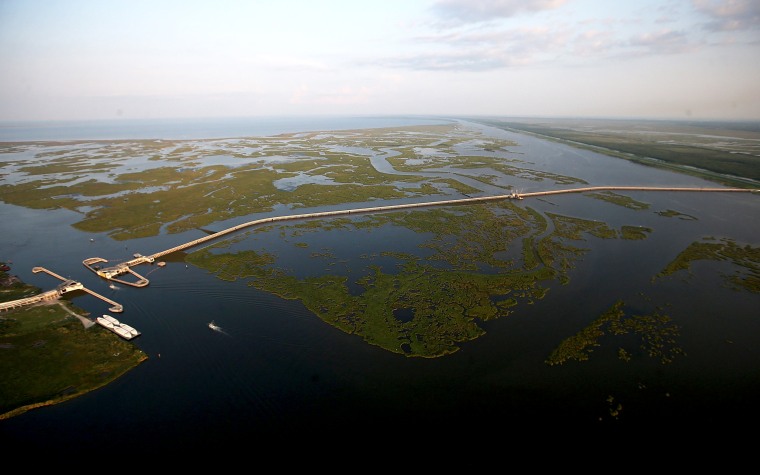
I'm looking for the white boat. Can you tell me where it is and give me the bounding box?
[96,315,140,339]
[119,323,140,338]
[209,321,221,331]
[102,314,120,326]
[111,325,133,340]
[96,316,115,329]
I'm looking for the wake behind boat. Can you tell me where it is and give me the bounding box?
[209,321,229,336]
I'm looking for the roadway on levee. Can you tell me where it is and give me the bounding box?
[86,185,758,287]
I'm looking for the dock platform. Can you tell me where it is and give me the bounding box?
[96,314,141,340]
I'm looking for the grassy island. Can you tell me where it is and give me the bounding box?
[0,266,147,419]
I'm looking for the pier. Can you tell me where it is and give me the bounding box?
[82,185,757,288]
[83,257,150,288]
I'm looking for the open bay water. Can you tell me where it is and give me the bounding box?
[1,117,759,452]
[0,115,450,141]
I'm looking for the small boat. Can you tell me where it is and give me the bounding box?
[209,321,222,331]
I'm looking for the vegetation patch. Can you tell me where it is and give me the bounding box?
[655,238,760,292]
[587,191,650,210]
[545,300,684,366]
[656,209,698,220]
[620,225,652,240]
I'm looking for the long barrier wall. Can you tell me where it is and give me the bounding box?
[0,289,59,312]
[149,186,756,260]
[0,267,124,313]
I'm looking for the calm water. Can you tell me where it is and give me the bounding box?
[0,115,450,141]
[1,118,759,452]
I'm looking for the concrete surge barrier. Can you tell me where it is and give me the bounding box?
[149,185,756,260]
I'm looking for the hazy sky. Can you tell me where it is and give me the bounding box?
[1,0,759,121]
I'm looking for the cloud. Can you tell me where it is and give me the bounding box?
[691,0,760,31]
[368,26,565,72]
[430,0,567,26]
[382,0,720,74]
[569,30,617,57]
[626,29,695,55]
[379,21,696,73]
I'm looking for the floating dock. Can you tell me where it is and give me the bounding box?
[96,314,140,340]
